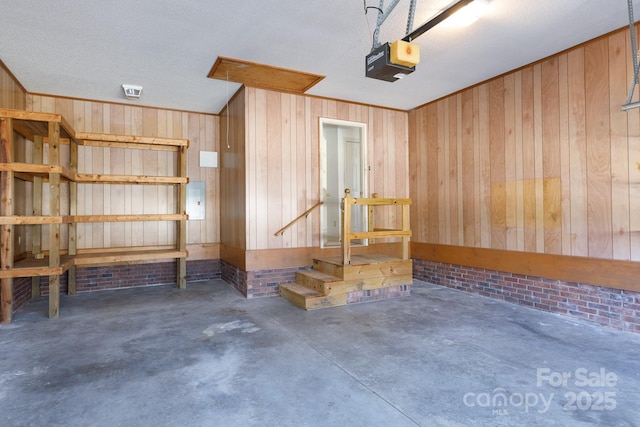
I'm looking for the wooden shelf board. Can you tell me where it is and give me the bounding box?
[0,255,73,279]
[75,173,188,185]
[73,249,187,266]
[0,108,76,140]
[0,216,63,225]
[75,132,189,148]
[0,162,75,180]
[72,214,187,223]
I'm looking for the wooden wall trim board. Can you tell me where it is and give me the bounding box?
[186,243,220,261]
[412,242,640,292]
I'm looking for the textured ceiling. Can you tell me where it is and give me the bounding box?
[1,0,639,113]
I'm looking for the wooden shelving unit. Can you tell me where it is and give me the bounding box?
[0,108,189,323]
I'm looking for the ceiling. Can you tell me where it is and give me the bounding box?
[1,0,639,114]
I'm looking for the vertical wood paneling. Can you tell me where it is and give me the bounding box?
[558,53,572,256]
[461,89,474,246]
[409,25,640,262]
[478,85,491,248]
[221,87,246,250]
[609,31,631,260]
[533,64,544,253]
[585,39,613,258]
[568,47,589,256]
[627,30,640,261]
[0,62,26,109]
[503,74,517,250]
[426,104,439,243]
[541,58,561,254]
[489,78,506,249]
[243,89,409,250]
[514,70,525,251]
[448,97,459,245]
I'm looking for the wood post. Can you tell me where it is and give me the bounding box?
[402,203,410,260]
[31,135,43,298]
[368,192,377,244]
[67,136,78,294]
[48,121,60,318]
[177,145,187,288]
[342,189,352,265]
[1,117,14,323]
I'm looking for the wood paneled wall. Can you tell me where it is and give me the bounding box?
[241,87,409,251]
[1,60,27,255]
[0,60,25,109]
[409,26,640,262]
[26,95,220,252]
[220,88,247,250]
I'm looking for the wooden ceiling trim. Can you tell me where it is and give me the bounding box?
[207,56,324,94]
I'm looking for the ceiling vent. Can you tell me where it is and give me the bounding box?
[122,84,143,99]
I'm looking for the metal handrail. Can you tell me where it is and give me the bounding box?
[274,201,323,236]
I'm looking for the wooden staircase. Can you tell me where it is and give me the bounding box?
[278,189,413,310]
[279,254,413,310]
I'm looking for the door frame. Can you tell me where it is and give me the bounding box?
[319,117,368,248]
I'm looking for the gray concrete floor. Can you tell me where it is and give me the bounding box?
[1,279,639,427]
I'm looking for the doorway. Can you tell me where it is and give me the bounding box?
[319,118,367,248]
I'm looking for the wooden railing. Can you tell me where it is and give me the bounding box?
[342,189,411,265]
[274,201,323,236]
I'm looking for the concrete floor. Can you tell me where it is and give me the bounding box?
[1,280,639,427]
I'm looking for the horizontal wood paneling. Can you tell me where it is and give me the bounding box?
[26,95,219,256]
[409,26,640,263]
[244,88,409,251]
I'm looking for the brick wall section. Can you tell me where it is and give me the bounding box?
[221,260,248,296]
[413,258,640,334]
[346,285,411,304]
[221,260,310,298]
[13,277,32,311]
[186,259,221,282]
[12,259,221,313]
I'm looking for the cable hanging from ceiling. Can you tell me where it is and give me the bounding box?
[622,0,640,111]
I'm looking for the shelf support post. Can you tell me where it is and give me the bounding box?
[67,135,78,294]
[1,117,14,323]
[177,145,187,289]
[31,135,43,298]
[48,121,60,318]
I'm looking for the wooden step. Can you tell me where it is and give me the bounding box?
[279,282,347,310]
[332,274,412,295]
[295,269,344,294]
[313,255,412,280]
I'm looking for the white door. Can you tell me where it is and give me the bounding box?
[319,118,367,248]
